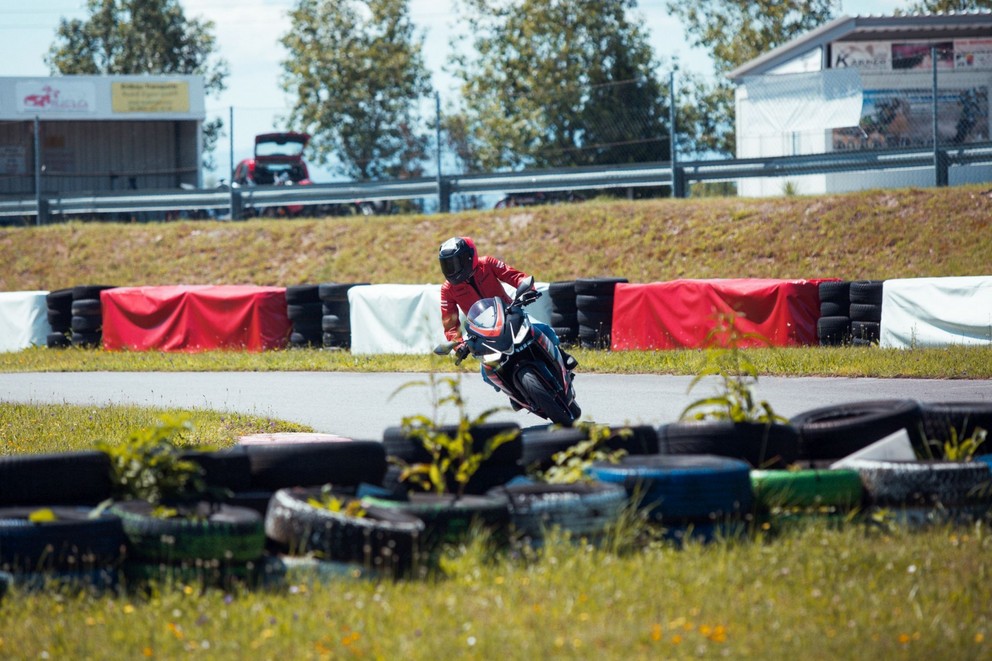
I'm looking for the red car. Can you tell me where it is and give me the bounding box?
[233,132,312,187]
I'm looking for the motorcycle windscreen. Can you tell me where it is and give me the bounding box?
[466,297,514,353]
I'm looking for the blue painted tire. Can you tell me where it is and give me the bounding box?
[589,455,753,522]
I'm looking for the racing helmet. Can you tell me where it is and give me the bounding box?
[438,236,477,284]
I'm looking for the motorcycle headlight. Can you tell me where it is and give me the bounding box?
[482,352,502,365]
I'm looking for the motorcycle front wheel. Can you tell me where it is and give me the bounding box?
[517,366,575,427]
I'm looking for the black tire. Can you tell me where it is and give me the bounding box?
[575,294,613,314]
[849,303,882,322]
[919,401,992,457]
[818,281,850,306]
[573,277,628,297]
[588,455,754,522]
[46,287,74,313]
[521,427,588,470]
[522,424,658,471]
[70,298,101,317]
[318,282,368,303]
[244,439,387,490]
[383,423,522,495]
[264,487,424,574]
[47,332,71,348]
[819,301,846,318]
[488,481,628,543]
[110,500,265,563]
[71,331,102,347]
[660,421,799,469]
[577,308,611,328]
[180,448,253,492]
[791,399,927,461]
[551,326,578,346]
[322,314,350,333]
[844,458,992,511]
[290,318,322,336]
[549,311,578,327]
[322,300,350,317]
[850,320,880,344]
[361,492,511,555]
[71,315,101,332]
[322,332,350,349]
[517,366,575,427]
[287,302,322,322]
[817,316,851,346]
[0,451,113,506]
[72,285,115,301]
[285,284,320,304]
[849,280,883,306]
[46,307,71,331]
[288,331,321,347]
[0,507,127,572]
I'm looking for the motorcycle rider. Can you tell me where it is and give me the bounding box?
[438,237,578,390]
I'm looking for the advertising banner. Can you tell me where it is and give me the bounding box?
[832,42,891,71]
[15,80,97,114]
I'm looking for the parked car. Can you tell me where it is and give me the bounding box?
[232,132,392,218]
[493,190,586,209]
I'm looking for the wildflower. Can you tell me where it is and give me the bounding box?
[650,624,662,642]
[898,633,911,644]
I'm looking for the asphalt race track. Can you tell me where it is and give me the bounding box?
[3,372,992,440]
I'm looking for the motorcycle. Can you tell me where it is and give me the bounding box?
[434,277,581,426]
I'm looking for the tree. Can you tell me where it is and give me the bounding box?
[280,0,433,180]
[665,0,837,157]
[907,0,992,10]
[448,0,670,171]
[46,0,229,168]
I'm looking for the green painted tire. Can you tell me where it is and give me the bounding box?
[110,500,265,563]
[750,469,864,511]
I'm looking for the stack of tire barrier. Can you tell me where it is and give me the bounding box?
[45,287,73,348]
[285,284,322,348]
[849,280,883,346]
[70,285,115,348]
[547,281,579,346]
[575,277,627,349]
[817,280,850,346]
[320,282,366,349]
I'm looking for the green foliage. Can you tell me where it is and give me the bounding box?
[907,0,992,12]
[449,0,669,170]
[664,0,836,158]
[307,486,367,518]
[680,313,785,424]
[281,0,433,179]
[665,0,836,76]
[95,414,205,505]
[925,426,988,462]
[45,0,229,168]
[392,374,518,497]
[535,423,628,484]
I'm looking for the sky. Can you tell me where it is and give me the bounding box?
[0,0,906,183]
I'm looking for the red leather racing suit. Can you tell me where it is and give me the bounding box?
[440,255,529,342]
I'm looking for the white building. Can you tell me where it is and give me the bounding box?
[728,12,992,196]
[0,75,206,196]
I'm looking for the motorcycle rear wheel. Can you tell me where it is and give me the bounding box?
[517,366,575,427]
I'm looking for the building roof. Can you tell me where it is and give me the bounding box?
[728,11,992,81]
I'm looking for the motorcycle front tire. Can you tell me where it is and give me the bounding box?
[517,366,575,427]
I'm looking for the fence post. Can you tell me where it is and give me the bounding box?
[230,189,243,221]
[435,92,448,213]
[931,45,948,187]
[669,71,686,199]
[33,116,47,225]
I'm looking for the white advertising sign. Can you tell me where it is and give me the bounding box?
[955,39,992,69]
[832,42,891,71]
[15,80,97,114]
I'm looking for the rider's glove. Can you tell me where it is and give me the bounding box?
[453,341,470,364]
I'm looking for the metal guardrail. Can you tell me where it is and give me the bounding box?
[1,141,990,221]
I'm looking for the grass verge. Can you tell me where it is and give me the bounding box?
[3,343,992,378]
